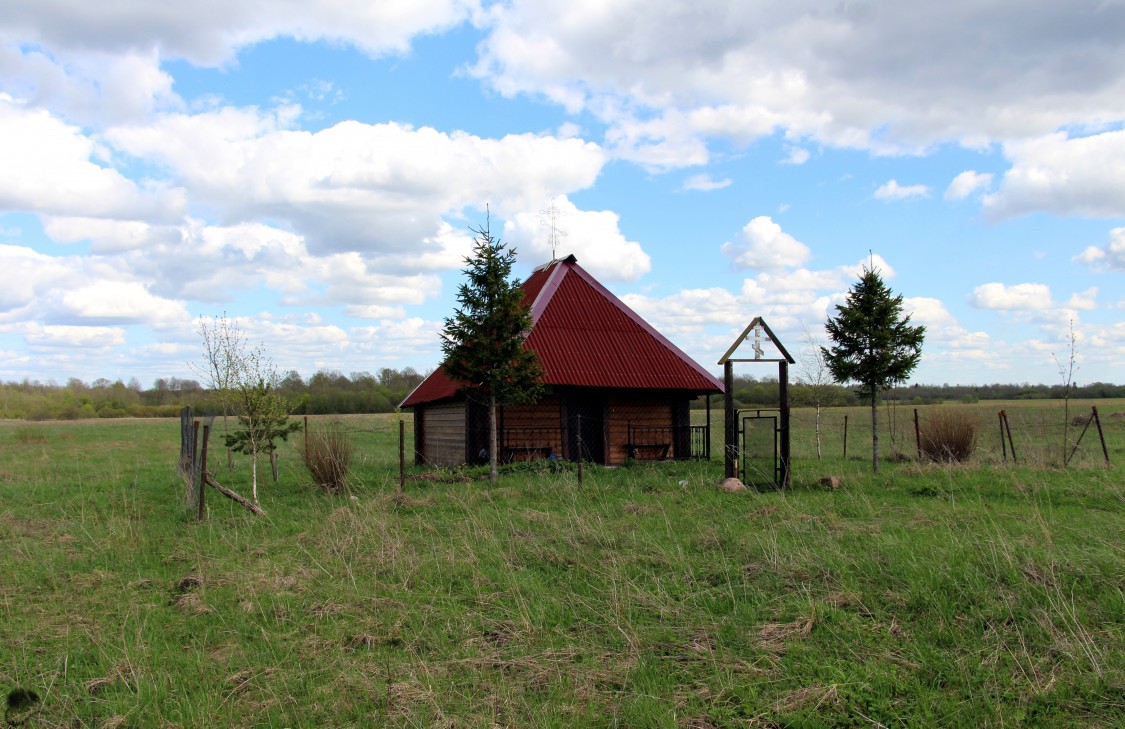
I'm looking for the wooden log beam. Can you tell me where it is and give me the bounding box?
[203,472,266,516]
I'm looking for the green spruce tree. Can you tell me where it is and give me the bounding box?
[823,266,925,473]
[441,217,544,483]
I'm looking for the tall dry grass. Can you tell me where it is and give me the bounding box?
[299,422,354,493]
[918,409,978,462]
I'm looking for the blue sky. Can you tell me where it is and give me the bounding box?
[1,1,1123,387]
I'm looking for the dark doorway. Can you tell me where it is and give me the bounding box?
[567,395,605,464]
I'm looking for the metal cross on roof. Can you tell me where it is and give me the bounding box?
[539,200,568,261]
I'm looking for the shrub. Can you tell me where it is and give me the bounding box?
[299,422,353,494]
[919,409,978,463]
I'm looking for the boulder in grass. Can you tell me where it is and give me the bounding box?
[818,476,842,490]
[719,477,747,493]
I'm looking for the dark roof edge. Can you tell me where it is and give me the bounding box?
[528,259,570,323]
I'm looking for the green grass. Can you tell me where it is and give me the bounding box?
[1,413,1123,727]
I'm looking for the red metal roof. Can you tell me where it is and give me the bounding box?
[400,256,722,407]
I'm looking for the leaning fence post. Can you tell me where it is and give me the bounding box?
[843,415,849,459]
[1092,407,1110,465]
[999,411,1007,463]
[1001,410,1017,465]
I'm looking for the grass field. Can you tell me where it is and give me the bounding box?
[1,403,1123,727]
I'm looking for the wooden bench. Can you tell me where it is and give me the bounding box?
[626,423,672,460]
[502,445,553,462]
[625,441,670,460]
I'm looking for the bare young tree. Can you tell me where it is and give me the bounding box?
[193,315,297,506]
[191,313,245,469]
[1053,318,1079,466]
[222,344,300,506]
[797,324,833,460]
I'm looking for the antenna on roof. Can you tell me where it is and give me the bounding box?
[539,199,568,261]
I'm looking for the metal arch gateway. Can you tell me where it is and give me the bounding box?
[718,317,796,488]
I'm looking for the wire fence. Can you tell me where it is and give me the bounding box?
[181,399,1119,515]
[778,402,1115,468]
[307,400,1118,474]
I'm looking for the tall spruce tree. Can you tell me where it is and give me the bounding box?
[441,219,544,483]
[822,266,925,473]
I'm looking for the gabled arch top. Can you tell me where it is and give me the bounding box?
[717,317,795,365]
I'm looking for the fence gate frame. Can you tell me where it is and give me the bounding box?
[740,409,781,487]
[718,317,796,488]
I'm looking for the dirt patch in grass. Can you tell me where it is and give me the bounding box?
[1,513,61,540]
[771,683,841,714]
[171,592,212,615]
[757,617,815,655]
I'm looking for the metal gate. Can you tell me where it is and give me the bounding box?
[740,410,780,487]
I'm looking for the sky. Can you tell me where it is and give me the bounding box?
[1,0,1123,389]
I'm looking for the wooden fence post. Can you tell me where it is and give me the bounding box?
[1091,407,1110,465]
[399,419,406,494]
[197,424,209,521]
[179,406,194,476]
[576,414,583,487]
[723,361,737,479]
[843,415,849,459]
[913,408,921,460]
[999,411,1007,463]
[1000,410,1017,465]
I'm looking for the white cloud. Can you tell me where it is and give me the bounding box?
[602,108,712,169]
[721,216,811,271]
[105,110,607,255]
[0,94,185,220]
[1065,287,1098,310]
[782,146,810,165]
[905,297,990,350]
[59,282,187,324]
[351,317,443,359]
[874,179,931,201]
[1073,226,1125,271]
[841,253,896,280]
[682,173,731,192]
[503,195,651,281]
[983,130,1125,219]
[0,0,476,66]
[43,216,182,253]
[620,255,909,364]
[944,170,993,201]
[471,1,1125,169]
[969,282,1054,311]
[0,45,181,125]
[25,324,125,350]
[0,244,193,325]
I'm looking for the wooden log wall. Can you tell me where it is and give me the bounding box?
[606,398,673,466]
[501,396,563,459]
[421,401,466,467]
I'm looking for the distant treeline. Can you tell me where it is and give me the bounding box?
[2,371,1121,421]
[719,376,1125,409]
[0,368,427,421]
